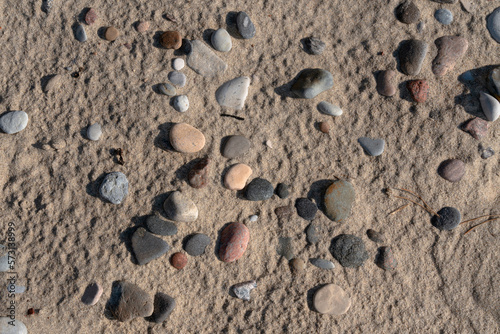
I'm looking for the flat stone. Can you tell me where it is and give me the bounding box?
[367,229,384,243]
[136,21,150,33]
[461,118,488,140]
[224,163,253,190]
[489,67,500,98]
[246,178,274,201]
[172,95,189,112]
[146,215,177,236]
[99,172,129,204]
[295,198,317,220]
[487,7,500,43]
[152,293,175,323]
[105,26,119,41]
[216,76,251,110]
[236,12,256,39]
[172,58,184,70]
[435,9,453,25]
[310,258,335,270]
[187,40,227,77]
[168,71,186,87]
[407,80,429,103]
[313,284,351,315]
[306,223,320,244]
[290,258,306,273]
[319,121,330,133]
[330,234,369,268]
[438,159,465,182]
[107,281,154,322]
[159,83,176,96]
[432,36,468,76]
[85,8,97,25]
[81,282,103,306]
[399,39,428,76]
[218,222,250,262]
[376,70,397,97]
[160,31,182,49]
[304,37,326,55]
[232,280,257,301]
[184,233,210,256]
[249,215,258,222]
[431,207,461,230]
[87,123,102,141]
[163,191,198,222]
[0,318,28,334]
[44,74,62,93]
[188,157,210,188]
[291,69,334,99]
[170,252,187,269]
[324,180,355,222]
[223,135,251,158]
[479,91,500,122]
[211,28,232,52]
[317,101,343,116]
[75,24,87,42]
[132,227,169,265]
[169,123,205,153]
[396,1,420,24]
[277,237,294,260]
[275,183,289,199]
[376,246,397,270]
[0,111,28,134]
[358,137,385,156]
[480,146,494,159]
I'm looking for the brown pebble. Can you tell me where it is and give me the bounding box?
[170,252,187,269]
[105,26,119,41]
[290,258,305,273]
[438,159,465,182]
[407,79,429,103]
[85,8,97,25]
[319,121,330,133]
[188,158,210,189]
[160,31,182,49]
[136,21,150,33]
[461,118,488,140]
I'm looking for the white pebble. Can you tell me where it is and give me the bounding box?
[249,215,258,222]
[87,123,102,141]
[172,58,185,71]
[173,95,189,112]
[265,140,273,148]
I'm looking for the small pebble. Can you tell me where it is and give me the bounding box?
[479,145,494,159]
[434,9,453,25]
[218,222,250,262]
[461,118,488,140]
[376,70,396,97]
[232,280,257,301]
[172,95,189,113]
[291,69,334,99]
[188,157,210,189]
[395,1,420,24]
[324,180,355,222]
[159,82,176,96]
[99,172,129,204]
[417,22,425,33]
[163,191,198,222]
[249,215,258,222]
[432,36,468,76]
[366,229,384,243]
[277,237,294,260]
[304,37,325,55]
[152,293,175,323]
[295,198,318,221]
[160,31,182,49]
[290,258,306,273]
[224,163,253,190]
[236,12,256,39]
[211,28,232,52]
[223,135,251,158]
[431,207,461,230]
[407,80,429,103]
[87,123,102,141]
[376,247,398,271]
[317,101,343,116]
[265,140,273,148]
[170,252,187,269]
[0,111,28,134]
[75,24,87,42]
[172,58,185,70]
[105,26,119,41]
[245,178,274,201]
[306,223,320,244]
[41,0,52,14]
[358,137,385,156]
[275,205,294,221]
[146,215,177,236]
[132,227,170,265]
[44,74,62,93]
[136,21,150,33]
[399,39,428,76]
[85,8,97,25]
[319,121,330,133]
[310,258,335,270]
[461,0,475,13]
[479,91,500,122]
[275,183,290,199]
[184,233,211,256]
[168,71,186,87]
[438,159,465,182]
[50,138,66,150]
[487,7,500,43]
[330,234,369,268]
[313,284,351,315]
[107,281,153,322]
[81,282,103,306]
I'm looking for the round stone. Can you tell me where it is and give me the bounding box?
[224,163,253,190]
[160,31,182,49]
[317,101,343,116]
[87,123,102,141]
[431,207,461,230]
[324,180,356,222]
[172,58,185,70]
[306,223,320,244]
[330,234,369,268]
[163,191,198,222]
[0,111,28,134]
[136,21,150,33]
[172,95,189,112]
[169,123,205,153]
[487,7,500,43]
[218,222,250,262]
[366,229,384,243]
[376,70,396,97]
[275,183,290,199]
[105,26,119,41]
[222,135,251,158]
[407,80,429,103]
[184,233,211,256]
[108,281,154,322]
[81,282,103,306]
[0,318,28,334]
[170,252,188,269]
[399,39,428,76]
[99,172,129,204]
[438,159,465,182]
[310,258,335,270]
[376,246,398,271]
[152,293,175,323]
[291,69,334,99]
[168,71,186,87]
[290,258,306,273]
[295,198,318,220]
[85,8,97,25]
[313,284,351,315]
[211,28,232,52]
[435,9,453,25]
[159,82,176,96]
[146,215,177,236]
[319,121,330,133]
[236,12,256,39]
[245,178,274,201]
[395,1,420,24]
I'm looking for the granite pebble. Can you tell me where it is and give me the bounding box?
[330,234,369,268]
[461,118,488,140]
[376,246,398,271]
[407,80,429,103]
[85,8,97,25]
[218,222,250,262]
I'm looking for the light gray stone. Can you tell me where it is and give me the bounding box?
[159,83,176,96]
[310,258,335,270]
[172,58,185,70]
[0,111,28,134]
[211,28,232,52]
[187,40,227,77]
[168,71,186,87]
[479,91,500,122]
[216,76,250,110]
[163,191,198,222]
[0,318,28,334]
[236,12,256,39]
[317,101,343,116]
[99,172,129,204]
[87,123,102,141]
[358,137,385,156]
[173,95,189,112]
[487,7,500,43]
[232,280,257,301]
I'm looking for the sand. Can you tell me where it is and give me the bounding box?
[0,0,499,333]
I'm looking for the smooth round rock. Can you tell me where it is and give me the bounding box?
[431,207,461,230]
[376,70,396,97]
[152,293,175,323]
[105,26,119,41]
[319,121,330,133]
[487,7,500,43]
[75,24,87,42]
[108,281,154,322]
[396,1,420,24]
[224,163,253,190]
[168,71,186,87]
[188,157,210,189]
[172,58,185,70]
[376,246,398,271]
[275,183,290,199]
[163,191,198,222]
[249,215,258,222]
[407,80,429,103]
[99,172,129,204]
[159,82,176,96]
[146,215,177,236]
[245,178,274,201]
[438,159,465,182]
[136,21,150,33]
[184,233,210,256]
[304,37,326,55]
[358,137,385,156]
[87,123,102,141]
[310,258,335,270]
[160,31,182,49]
[324,180,355,222]
[236,12,256,39]
[367,229,384,243]
[132,227,170,265]
[479,91,500,122]
[85,8,97,25]
[172,95,189,112]
[435,9,453,25]
[295,198,317,220]
[399,39,428,76]
[330,234,369,268]
[216,76,251,110]
[211,28,232,52]
[0,111,28,134]
[170,252,187,269]
[291,69,334,99]
[222,135,251,158]
[290,258,306,273]
[306,223,320,244]
[0,318,28,334]
[317,101,343,116]
[169,123,205,153]
[218,222,250,262]
[432,36,468,77]
[313,284,351,315]
[81,282,103,306]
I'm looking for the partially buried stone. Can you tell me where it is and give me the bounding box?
[295,198,318,220]
[0,318,28,334]
[187,40,227,77]
[246,178,274,201]
[435,9,453,25]
[132,228,169,265]
[222,135,251,158]
[324,180,355,222]
[44,74,62,93]
[169,123,205,153]
[275,183,290,199]
[85,8,97,25]
[277,237,294,260]
[275,205,294,221]
[75,24,87,42]
[216,76,251,110]
[211,28,232,52]
[313,284,351,315]
[146,215,177,236]
[461,118,488,140]
[232,280,257,301]
[172,95,189,112]
[218,222,250,262]
[290,258,306,273]
[319,121,330,133]
[432,36,468,76]
[81,282,103,306]
[152,293,175,323]
[188,157,210,188]
[224,163,253,190]
[438,159,465,182]
[399,39,428,76]
[330,234,369,268]
[168,71,186,87]
[105,26,119,41]
[99,172,129,204]
[479,145,494,159]
[179,39,192,55]
[376,247,397,271]
[395,1,420,24]
[236,12,256,39]
[460,0,475,14]
[184,233,211,256]
[306,223,320,244]
[487,7,500,43]
[310,258,335,270]
[407,80,429,103]
[136,21,149,33]
[159,82,176,96]
[479,91,500,122]
[170,252,187,269]
[87,123,102,141]
[304,37,326,55]
[160,31,182,49]
[0,111,28,134]
[376,70,396,97]
[358,137,385,156]
[163,191,198,222]
[317,101,343,116]
[291,69,334,99]
[107,281,154,322]
[366,229,384,243]
[431,207,461,230]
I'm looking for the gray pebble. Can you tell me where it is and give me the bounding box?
[0,111,28,134]
[306,223,320,244]
[159,82,176,96]
[152,292,175,323]
[330,234,369,268]
[87,123,102,141]
[75,24,87,42]
[211,28,232,52]
[317,101,343,116]
[431,207,461,230]
[99,172,129,204]
[131,228,169,265]
[186,40,227,77]
[184,233,210,256]
[245,178,274,201]
[295,198,318,220]
[107,281,154,322]
[399,39,428,76]
[222,135,251,158]
[310,258,335,270]
[232,280,257,301]
[395,1,420,24]
[275,183,290,199]
[480,146,495,159]
[168,71,186,87]
[236,12,256,39]
[172,95,189,112]
[435,9,453,25]
[487,7,500,44]
[146,215,177,236]
[249,215,258,222]
[366,229,384,243]
[304,37,325,55]
[277,237,294,260]
[358,137,385,156]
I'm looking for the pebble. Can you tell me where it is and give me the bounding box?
[306,223,320,244]
[290,258,306,273]
[136,21,149,33]
[431,207,461,230]
[435,9,453,25]
[480,146,494,159]
[159,82,176,96]
[489,67,500,97]
[160,31,182,49]
[87,123,102,141]
[277,237,294,260]
[50,137,66,150]
[187,40,227,77]
[330,234,369,268]
[249,215,258,222]
[163,191,198,222]
[487,7,500,43]
[108,281,153,322]
[245,178,274,201]
[168,71,186,87]
[169,123,205,153]
[275,205,294,221]
[184,233,211,256]
[44,74,62,93]
[367,229,384,243]
[461,118,488,140]
[399,39,428,76]
[81,282,103,306]
[432,36,468,76]
[218,222,250,262]
[319,121,330,133]
[460,0,475,14]
[395,1,420,24]
[211,28,232,52]
[376,247,398,271]
[0,318,28,334]
[265,140,273,148]
[0,111,28,134]
[216,76,251,110]
[317,101,343,116]
[224,163,253,190]
[105,26,119,42]
[324,180,355,222]
[170,252,187,269]
[236,12,256,39]
[132,227,169,265]
[438,159,465,182]
[75,24,87,42]
[146,215,177,236]
[479,91,500,122]
[232,280,257,301]
[223,135,251,158]
[295,198,318,220]
[172,95,189,112]
[407,79,429,103]
[313,284,351,315]
[152,293,175,323]
[291,69,334,99]
[304,37,326,55]
[376,70,396,97]
[188,157,210,188]
[417,21,425,33]
[275,183,290,199]
[41,0,52,14]
[85,8,97,25]
[99,172,129,204]
[310,258,335,270]
[179,39,192,55]
[172,58,185,71]
[358,137,385,156]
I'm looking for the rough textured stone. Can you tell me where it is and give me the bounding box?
[188,158,210,189]
[160,31,182,49]
[132,227,169,265]
[376,247,398,271]
[187,40,227,77]
[367,229,384,243]
[168,71,186,87]
[435,9,453,25]
[399,39,428,76]
[232,281,257,301]
[159,82,176,96]
[216,76,250,110]
[169,123,205,153]
[432,36,468,76]
[407,80,429,103]
[313,284,351,315]
[99,172,129,204]
[317,101,343,116]
[224,163,253,190]
[222,135,251,158]
[163,191,198,222]
[324,180,355,222]
[170,252,187,269]
[479,91,500,122]
[396,1,420,24]
[306,223,320,244]
[277,237,294,260]
[105,26,119,41]
[431,207,461,230]
[184,233,210,256]
[461,118,488,140]
[376,70,397,97]
[211,28,232,52]
[0,318,28,334]
[245,178,274,201]
[438,159,465,182]
[0,111,28,134]
[295,198,318,220]
[291,69,334,99]
[75,24,87,42]
[152,293,175,323]
[81,282,103,306]
[304,37,326,55]
[275,183,290,199]
[236,12,256,39]
[85,8,97,25]
[310,258,335,270]
[219,222,250,262]
[487,7,500,43]
[87,123,102,141]
[358,137,385,156]
[107,281,154,322]
[275,205,294,221]
[146,215,177,236]
[330,234,369,268]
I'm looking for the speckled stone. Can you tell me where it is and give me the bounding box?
[163,191,198,222]
[232,280,257,301]
[295,198,318,220]
[396,1,420,24]
[245,178,274,201]
[151,293,175,323]
[184,233,211,256]
[461,118,488,140]
[132,227,169,265]
[399,39,428,76]
[432,36,468,76]
[169,123,205,153]
[376,247,398,271]
[313,284,351,315]
[291,69,334,99]
[431,207,461,230]
[99,172,129,204]
[146,215,177,236]
[85,8,97,25]
[438,159,465,182]
[170,252,187,269]
[277,237,294,260]
[330,234,369,268]
[324,180,355,222]
[218,222,250,262]
[159,82,176,96]
[107,281,154,322]
[407,79,429,103]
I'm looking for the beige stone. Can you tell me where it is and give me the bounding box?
[313,284,351,315]
[169,123,205,153]
[105,26,119,41]
[224,163,252,190]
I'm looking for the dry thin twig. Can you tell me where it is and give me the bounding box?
[388,203,410,216]
[464,217,500,235]
[395,188,438,216]
[460,214,500,225]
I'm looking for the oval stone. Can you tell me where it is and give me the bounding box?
[431,207,461,230]
[313,284,351,315]
[317,101,343,116]
[236,12,256,39]
[218,222,250,262]
[169,123,205,153]
[170,252,188,269]
[437,159,465,182]
[163,191,198,222]
[224,163,253,190]
[87,123,102,141]
[159,82,176,96]
[245,178,274,201]
[435,9,453,25]
[160,31,182,49]
[172,95,189,112]
[222,135,251,158]
[211,28,232,52]
[376,70,396,97]
[324,180,355,222]
[479,91,500,122]
[291,69,334,99]
[0,111,28,134]
[407,79,429,103]
[75,24,87,42]
[330,234,369,268]
[487,7,500,43]
[184,233,210,256]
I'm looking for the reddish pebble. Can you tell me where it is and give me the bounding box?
[438,159,465,182]
[188,158,210,188]
[461,118,488,140]
[218,222,250,263]
[136,21,150,33]
[170,252,187,269]
[85,8,97,25]
[160,31,182,49]
[407,80,429,103]
[319,121,330,133]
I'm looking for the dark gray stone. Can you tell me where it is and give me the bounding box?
[184,234,210,256]
[107,281,154,322]
[291,69,334,99]
[222,135,251,158]
[275,183,290,199]
[309,258,335,270]
[366,229,384,243]
[435,9,453,25]
[431,207,461,231]
[376,246,398,271]
[132,228,170,265]
[246,178,274,201]
[146,215,177,236]
[75,24,87,42]
[395,1,420,24]
[304,37,325,55]
[277,237,294,260]
[159,82,176,96]
[151,292,175,323]
[99,172,129,204]
[330,234,369,268]
[179,39,192,55]
[295,198,317,220]
[358,137,385,156]
[236,12,256,39]
[398,39,428,76]
[306,223,320,244]
[168,71,186,87]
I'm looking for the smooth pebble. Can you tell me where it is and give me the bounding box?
[435,9,453,25]
[224,163,253,190]
[487,7,500,43]
[222,135,251,158]
[317,101,343,116]
[159,82,176,96]
[358,137,385,156]
[107,281,153,322]
[295,198,317,220]
[99,172,129,204]
[172,58,185,70]
[218,222,250,262]
[438,159,465,182]
[399,40,428,76]
[0,111,28,134]
[236,12,256,39]
[146,215,177,236]
[291,69,334,99]
[81,282,103,306]
[75,24,87,42]
[245,178,274,201]
[479,91,500,122]
[152,293,175,323]
[163,191,198,222]
[87,123,102,141]
[313,284,351,315]
[211,28,232,52]
[432,36,468,76]
[431,207,461,230]
[216,76,250,110]
[324,180,355,222]
[310,258,335,270]
[184,233,211,256]
[168,71,186,87]
[169,123,205,153]
[376,247,398,271]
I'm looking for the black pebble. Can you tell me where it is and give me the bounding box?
[184,234,211,256]
[330,234,369,268]
[295,198,318,220]
[146,215,178,236]
[431,207,461,230]
[246,178,274,201]
[275,183,290,199]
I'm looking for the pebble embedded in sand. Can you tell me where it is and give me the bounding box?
[99,172,129,204]
[170,252,187,269]
[295,198,317,221]
[81,282,103,306]
[216,76,251,110]
[487,7,500,43]
[431,207,461,230]
[236,12,256,39]
[159,82,176,96]
[249,215,258,222]
[136,21,150,33]
[317,101,343,116]
[187,40,227,77]
[224,163,253,190]
[291,69,334,99]
[232,280,257,301]
[160,31,182,49]
[105,26,119,41]
[399,39,428,76]
[75,24,87,42]
[479,91,500,122]
[168,71,186,87]
[0,317,28,334]
[304,37,326,55]
[188,157,210,188]
[461,118,488,140]
[146,215,177,236]
[358,137,385,156]
[432,36,468,76]
[480,146,494,159]
[376,246,397,271]
[211,28,232,52]
[290,258,306,273]
[163,191,198,222]
[87,123,102,141]
[169,123,205,153]
[277,237,294,260]
[313,284,351,315]
[319,121,330,133]
[0,111,28,134]
[222,135,251,158]
[275,183,290,199]
[306,223,320,244]
[107,281,154,322]
[44,74,62,93]
[184,233,211,256]
[395,1,420,24]
[180,39,192,55]
[132,227,170,265]
[152,293,176,323]
[219,222,250,262]
[275,205,294,221]
[324,180,355,222]
[172,58,185,70]
[438,159,465,182]
[435,9,453,25]
[330,234,369,268]
[310,258,335,270]
[246,177,274,201]
[407,79,429,103]
[85,8,97,25]
[367,229,385,243]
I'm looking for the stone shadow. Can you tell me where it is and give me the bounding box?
[225,12,244,40]
[307,179,333,213]
[153,122,176,152]
[85,172,108,202]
